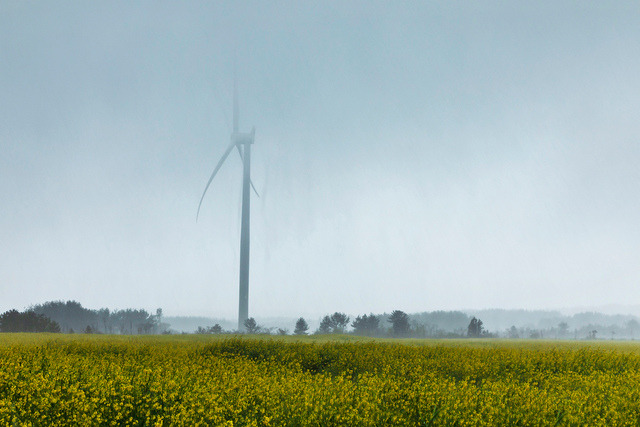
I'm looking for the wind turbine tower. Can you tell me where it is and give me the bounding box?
[197,78,256,331]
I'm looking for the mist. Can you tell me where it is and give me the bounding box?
[1,1,639,319]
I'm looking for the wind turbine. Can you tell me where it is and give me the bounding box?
[197,78,257,331]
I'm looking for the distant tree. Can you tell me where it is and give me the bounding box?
[152,308,171,334]
[588,330,598,340]
[330,312,350,333]
[137,315,156,334]
[557,322,569,338]
[317,315,333,334]
[277,328,288,336]
[352,314,380,336]
[507,325,519,339]
[467,317,484,337]
[30,300,97,333]
[109,308,155,335]
[294,317,309,335]
[410,310,471,332]
[316,313,350,334]
[412,323,429,338]
[196,324,224,334]
[626,319,639,339]
[84,325,94,334]
[0,310,61,333]
[154,308,162,333]
[529,330,542,339]
[244,317,259,334]
[389,310,410,337]
[98,308,111,334]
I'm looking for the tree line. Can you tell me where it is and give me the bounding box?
[4,301,638,340]
[0,309,61,333]
[195,311,492,338]
[0,301,169,334]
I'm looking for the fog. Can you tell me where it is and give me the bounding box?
[1,2,639,318]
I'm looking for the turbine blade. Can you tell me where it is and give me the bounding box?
[235,145,260,198]
[196,141,237,221]
[250,180,260,198]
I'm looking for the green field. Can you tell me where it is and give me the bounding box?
[1,334,639,425]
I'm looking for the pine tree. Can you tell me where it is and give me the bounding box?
[294,317,309,335]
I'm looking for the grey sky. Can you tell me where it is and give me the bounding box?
[1,1,639,318]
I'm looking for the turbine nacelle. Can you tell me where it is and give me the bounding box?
[232,128,255,145]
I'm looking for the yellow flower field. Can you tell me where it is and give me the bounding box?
[0,334,639,426]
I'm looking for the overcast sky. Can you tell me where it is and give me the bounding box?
[1,1,639,318]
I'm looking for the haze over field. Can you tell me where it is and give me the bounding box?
[1,2,639,318]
